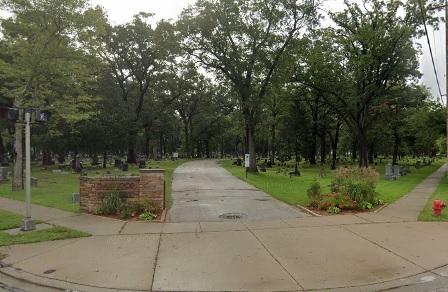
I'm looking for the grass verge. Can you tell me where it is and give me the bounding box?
[220,160,444,206]
[0,159,187,212]
[0,209,89,247]
[418,173,448,221]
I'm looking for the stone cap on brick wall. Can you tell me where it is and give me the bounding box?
[140,169,165,173]
[80,176,140,181]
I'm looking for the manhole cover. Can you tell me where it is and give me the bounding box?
[219,213,247,220]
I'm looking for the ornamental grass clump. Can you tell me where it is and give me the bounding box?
[306,181,322,208]
[331,166,379,206]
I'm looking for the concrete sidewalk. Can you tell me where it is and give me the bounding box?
[0,211,448,291]
[0,197,126,236]
[1,163,448,291]
[378,163,448,220]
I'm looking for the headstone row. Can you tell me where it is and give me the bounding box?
[384,164,411,181]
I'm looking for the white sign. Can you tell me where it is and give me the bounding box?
[173,152,179,158]
[244,154,250,168]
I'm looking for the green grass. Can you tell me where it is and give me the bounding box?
[0,159,187,212]
[220,159,444,206]
[0,209,23,230]
[419,174,448,222]
[0,209,89,247]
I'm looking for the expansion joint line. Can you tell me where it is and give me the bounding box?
[339,225,428,272]
[246,228,305,291]
[150,232,162,291]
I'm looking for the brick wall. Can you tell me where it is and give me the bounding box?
[80,169,165,213]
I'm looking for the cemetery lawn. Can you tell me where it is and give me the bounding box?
[0,209,89,247]
[220,160,444,206]
[0,159,187,212]
[418,173,448,222]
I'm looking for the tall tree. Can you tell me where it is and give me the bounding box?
[178,0,318,171]
[0,0,97,189]
[90,13,176,163]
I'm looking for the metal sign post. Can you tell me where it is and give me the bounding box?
[244,154,250,179]
[21,112,35,231]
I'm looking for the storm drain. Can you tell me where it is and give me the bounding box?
[219,213,247,220]
[255,198,270,202]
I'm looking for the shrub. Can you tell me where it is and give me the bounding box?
[318,192,357,210]
[307,181,322,208]
[139,211,157,221]
[141,199,161,214]
[97,191,123,215]
[331,166,379,205]
[327,206,341,214]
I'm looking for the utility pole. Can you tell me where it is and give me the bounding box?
[445,0,448,162]
[21,111,35,231]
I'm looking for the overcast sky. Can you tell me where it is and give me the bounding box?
[91,0,446,102]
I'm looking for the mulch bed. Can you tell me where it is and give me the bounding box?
[305,204,386,216]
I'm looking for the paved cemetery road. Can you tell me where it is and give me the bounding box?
[167,160,307,222]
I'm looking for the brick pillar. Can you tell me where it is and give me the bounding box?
[139,169,165,210]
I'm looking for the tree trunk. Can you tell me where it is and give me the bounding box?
[127,129,138,164]
[184,122,190,158]
[57,153,66,164]
[42,149,52,165]
[270,123,276,165]
[368,142,374,164]
[12,123,23,191]
[102,152,107,169]
[205,139,210,158]
[320,131,326,164]
[330,122,341,170]
[159,133,165,157]
[310,125,317,165]
[392,130,400,165]
[357,126,369,167]
[0,131,5,164]
[247,123,257,172]
[144,132,151,157]
[351,137,357,161]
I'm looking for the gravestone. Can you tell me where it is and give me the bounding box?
[72,193,80,204]
[384,164,394,180]
[400,165,410,176]
[31,177,38,187]
[138,160,146,169]
[393,165,401,179]
[114,159,123,168]
[236,158,242,166]
[415,161,422,169]
[0,167,8,182]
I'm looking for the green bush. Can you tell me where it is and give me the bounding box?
[97,191,123,215]
[139,211,157,221]
[318,192,357,210]
[327,206,341,214]
[307,181,322,208]
[331,166,379,205]
[95,192,161,220]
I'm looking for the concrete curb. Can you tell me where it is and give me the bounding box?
[295,204,321,217]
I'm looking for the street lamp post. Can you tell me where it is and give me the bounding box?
[21,111,35,231]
